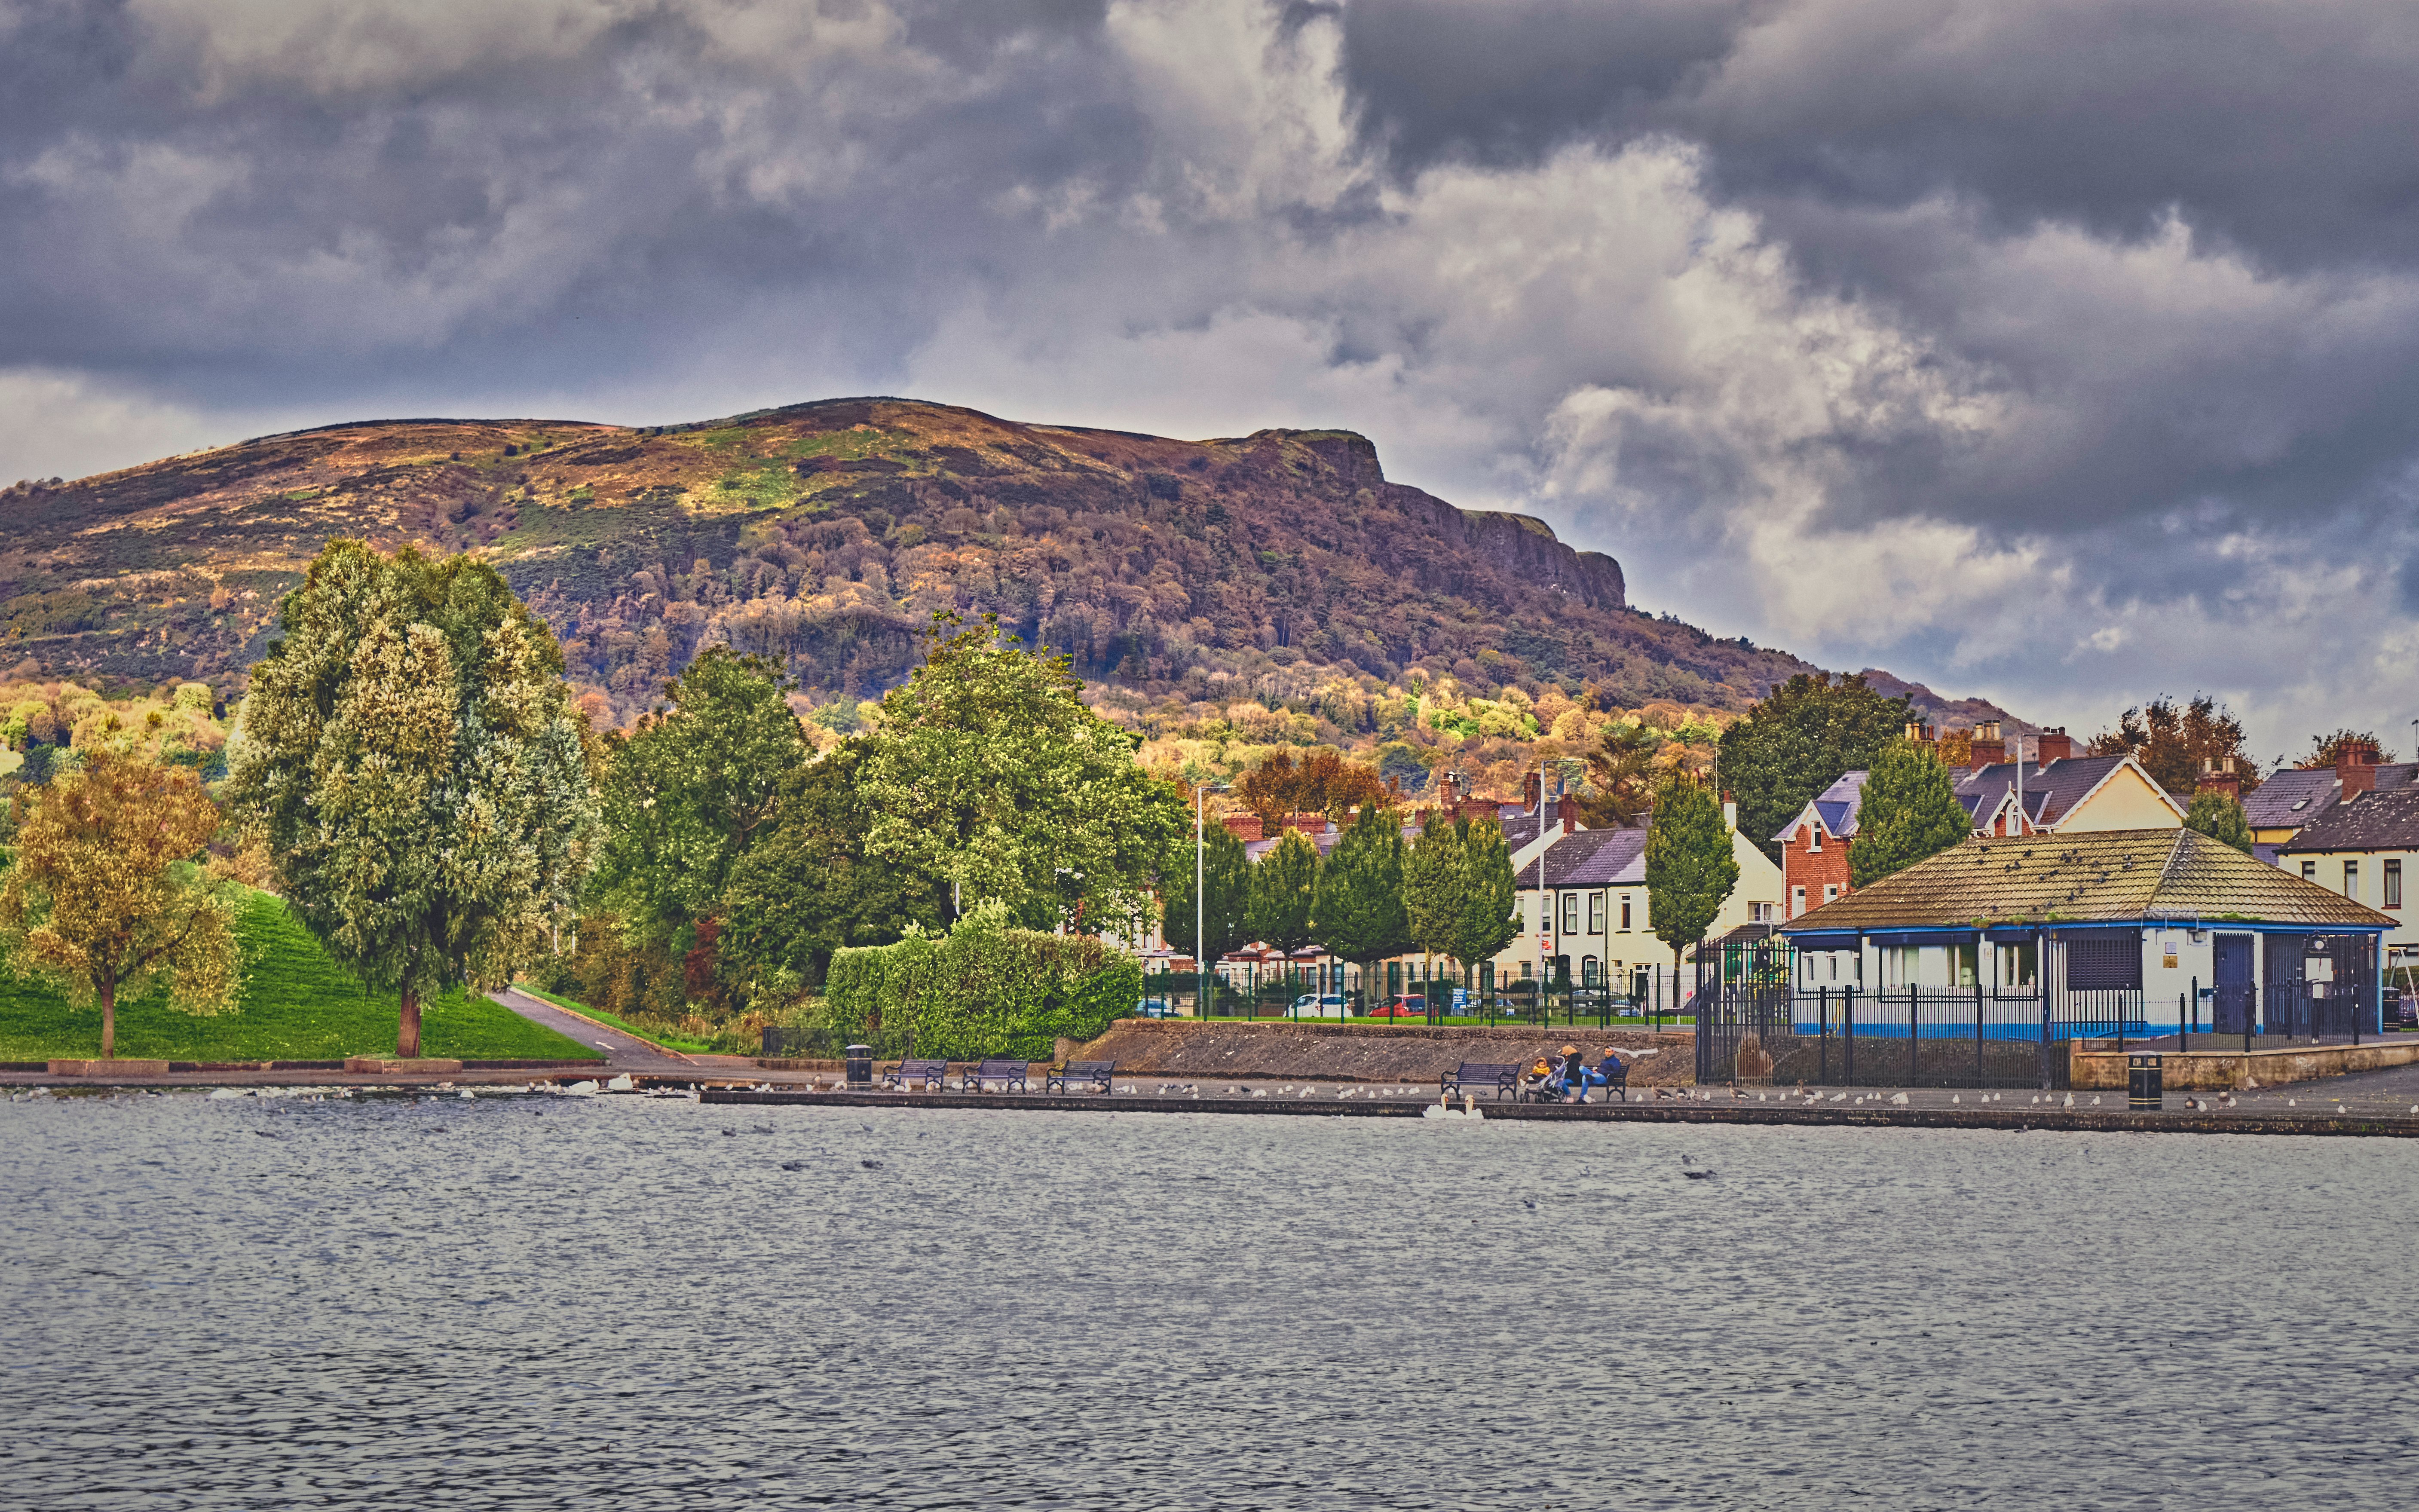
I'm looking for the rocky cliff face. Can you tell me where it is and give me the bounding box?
[1,397,1824,719]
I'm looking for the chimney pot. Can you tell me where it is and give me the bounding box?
[1556,791,1577,837]
[2035,727,2073,764]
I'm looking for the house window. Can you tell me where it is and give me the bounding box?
[1620,895,1633,930]
[2302,860,2317,880]
[1954,944,1978,988]
[1824,884,1841,904]
[1519,960,1532,980]
[1996,942,2038,988]
[1808,826,1822,853]
[2388,859,2403,909]
[1582,956,1601,986]
[2344,860,2360,901]
[1588,892,1606,933]
[1792,885,1807,917]
[1561,893,1579,934]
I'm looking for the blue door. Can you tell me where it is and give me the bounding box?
[2213,934,2254,1033]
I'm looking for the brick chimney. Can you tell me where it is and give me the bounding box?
[2197,755,2243,802]
[1221,813,1264,842]
[2035,727,2073,764]
[1556,791,1577,836]
[1439,772,1461,808]
[1904,720,1929,745]
[1524,770,1541,811]
[1970,720,2005,770]
[1285,813,1327,836]
[1386,774,1401,797]
[2339,738,2382,798]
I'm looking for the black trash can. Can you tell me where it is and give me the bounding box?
[845,1043,873,1090]
[2127,1052,2162,1111]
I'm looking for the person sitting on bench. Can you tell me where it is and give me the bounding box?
[1572,1047,1626,1102]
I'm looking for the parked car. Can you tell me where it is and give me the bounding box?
[1290,993,1352,1019]
[1369,995,1424,1017]
[1136,998,1178,1019]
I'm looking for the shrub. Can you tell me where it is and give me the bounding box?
[824,900,1142,1059]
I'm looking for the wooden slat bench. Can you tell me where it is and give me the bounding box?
[1047,1060,1115,1095]
[1440,1062,1519,1101]
[882,1057,950,1091]
[961,1058,1029,1094]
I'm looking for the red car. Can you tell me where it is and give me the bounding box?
[1369,995,1427,1018]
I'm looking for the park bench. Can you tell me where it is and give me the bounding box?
[1047,1059,1115,1095]
[1440,1062,1519,1101]
[961,1058,1029,1094]
[882,1058,950,1091]
[1589,1055,1630,1103]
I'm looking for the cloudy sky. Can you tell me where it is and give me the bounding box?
[5,0,2415,758]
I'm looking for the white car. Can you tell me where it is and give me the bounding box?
[1290,993,1352,1019]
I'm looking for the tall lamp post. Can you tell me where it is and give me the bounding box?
[1193,781,1227,1019]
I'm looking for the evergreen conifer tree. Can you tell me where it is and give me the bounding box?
[1248,827,1320,1004]
[1161,817,1252,1013]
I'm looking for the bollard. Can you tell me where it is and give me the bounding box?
[2127,1051,2162,1111]
[845,1043,873,1089]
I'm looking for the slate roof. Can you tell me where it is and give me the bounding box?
[1954,753,2168,830]
[1778,828,2392,933]
[2278,785,2419,854]
[2243,763,2419,832]
[1516,827,1649,889]
[1773,771,1869,843]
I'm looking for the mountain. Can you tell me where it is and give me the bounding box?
[0,395,2024,792]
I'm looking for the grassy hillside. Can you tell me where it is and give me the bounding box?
[0,889,600,1063]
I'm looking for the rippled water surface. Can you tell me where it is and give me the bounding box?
[5,1093,2416,1510]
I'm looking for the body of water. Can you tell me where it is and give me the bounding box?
[5,1092,2414,1509]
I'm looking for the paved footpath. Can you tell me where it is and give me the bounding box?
[489,987,701,1074]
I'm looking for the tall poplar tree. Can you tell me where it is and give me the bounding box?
[1645,776,1739,965]
[1403,814,1462,1022]
[1849,739,1972,886]
[1312,803,1412,1010]
[1405,814,1519,1020]
[229,541,598,1058]
[1248,827,1320,1001]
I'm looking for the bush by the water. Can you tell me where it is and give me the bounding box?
[824,902,1141,1060]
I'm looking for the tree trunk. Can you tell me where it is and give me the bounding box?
[100,979,116,1060]
[398,984,422,1059]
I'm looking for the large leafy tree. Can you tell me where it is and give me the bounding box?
[1247,827,1321,992]
[1575,720,1661,828]
[1161,817,1252,1005]
[1312,803,1413,1008]
[590,646,808,943]
[717,737,947,995]
[2089,694,2259,796]
[2183,790,2255,854]
[1849,739,1972,887]
[0,752,241,1059]
[1716,672,1911,864]
[860,615,1188,934]
[1646,776,1739,964]
[229,541,597,1058]
[1235,748,1391,827]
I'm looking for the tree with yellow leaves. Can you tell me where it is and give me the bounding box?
[0,751,241,1059]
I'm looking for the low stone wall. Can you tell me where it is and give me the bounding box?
[1069,1019,1697,1086]
[2070,1037,2419,1090]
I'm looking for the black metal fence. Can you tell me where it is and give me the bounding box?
[1695,981,2108,1090]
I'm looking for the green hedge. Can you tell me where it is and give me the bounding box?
[824,902,1142,1060]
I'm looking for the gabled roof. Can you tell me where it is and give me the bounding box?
[1953,753,2177,830]
[1778,828,2391,933]
[2244,763,2419,831]
[1516,827,1649,889]
[2279,785,2419,854]
[1773,771,1869,843]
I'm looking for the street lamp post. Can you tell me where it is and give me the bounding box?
[1193,781,1227,1019]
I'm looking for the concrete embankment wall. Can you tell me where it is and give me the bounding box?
[2070,1037,2419,1090]
[1066,1019,1698,1086]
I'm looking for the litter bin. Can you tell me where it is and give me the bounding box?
[2127,1051,2162,1111]
[845,1043,873,1089]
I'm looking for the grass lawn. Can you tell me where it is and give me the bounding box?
[0,889,602,1063]
[513,985,717,1055]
